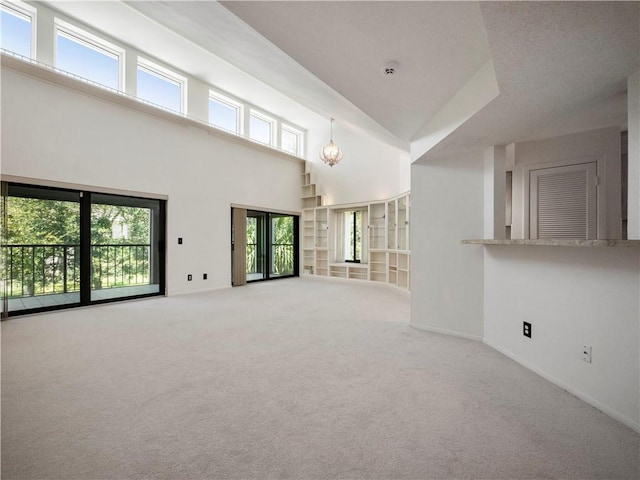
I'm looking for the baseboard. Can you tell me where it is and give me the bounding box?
[168,285,231,296]
[484,339,640,434]
[410,323,483,342]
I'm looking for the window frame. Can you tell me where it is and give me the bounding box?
[136,57,188,114]
[209,90,244,134]
[1,0,36,59]
[281,124,304,156]
[344,210,363,263]
[249,109,276,147]
[54,18,125,90]
[2,181,167,318]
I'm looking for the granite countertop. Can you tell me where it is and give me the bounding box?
[461,239,640,247]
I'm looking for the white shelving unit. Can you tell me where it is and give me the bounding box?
[315,207,328,248]
[368,202,386,250]
[398,195,409,252]
[329,263,369,280]
[302,192,410,291]
[387,198,397,250]
[369,251,387,283]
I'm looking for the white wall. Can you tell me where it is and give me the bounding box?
[484,246,640,431]
[628,71,640,240]
[1,67,302,295]
[306,122,411,206]
[410,153,484,340]
[511,127,622,239]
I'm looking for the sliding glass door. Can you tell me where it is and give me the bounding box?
[1,183,165,317]
[232,208,298,285]
[90,194,163,302]
[270,214,295,277]
[2,185,81,314]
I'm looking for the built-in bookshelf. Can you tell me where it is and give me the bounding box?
[387,198,397,250]
[369,251,387,283]
[301,192,410,291]
[369,202,386,250]
[315,207,328,248]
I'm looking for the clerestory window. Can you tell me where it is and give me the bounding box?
[1,1,34,58]
[137,58,186,113]
[55,20,124,90]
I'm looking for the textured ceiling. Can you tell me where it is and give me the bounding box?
[421,1,640,160]
[220,1,491,143]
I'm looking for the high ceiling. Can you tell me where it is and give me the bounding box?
[48,1,640,160]
[220,1,491,143]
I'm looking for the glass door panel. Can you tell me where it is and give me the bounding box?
[270,215,294,277]
[244,210,298,283]
[246,211,267,282]
[90,194,163,302]
[387,199,397,250]
[3,185,81,314]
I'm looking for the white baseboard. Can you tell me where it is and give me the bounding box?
[168,285,231,296]
[410,323,483,342]
[484,339,640,434]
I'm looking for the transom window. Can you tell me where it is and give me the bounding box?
[1,1,34,58]
[209,91,243,134]
[281,125,303,156]
[137,59,186,113]
[249,110,275,146]
[55,20,124,90]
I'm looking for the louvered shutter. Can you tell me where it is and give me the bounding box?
[530,162,597,239]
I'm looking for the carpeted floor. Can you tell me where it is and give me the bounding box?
[1,276,639,479]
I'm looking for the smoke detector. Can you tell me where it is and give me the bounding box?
[381,61,399,77]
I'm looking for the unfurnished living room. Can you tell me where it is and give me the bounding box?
[1,1,639,479]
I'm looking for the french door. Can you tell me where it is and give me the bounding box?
[1,182,166,317]
[231,208,298,286]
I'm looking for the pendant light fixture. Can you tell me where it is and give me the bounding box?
[319,118,343,167]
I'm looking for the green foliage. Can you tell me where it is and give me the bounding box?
[3,197,153,298]
[6,197,79,244]
[245,215,294,276]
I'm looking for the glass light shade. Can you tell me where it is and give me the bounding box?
[320,140,343,167]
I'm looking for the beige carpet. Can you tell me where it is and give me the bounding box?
[2,276,638,479]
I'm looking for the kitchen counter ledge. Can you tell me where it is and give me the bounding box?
[461,239,640,247]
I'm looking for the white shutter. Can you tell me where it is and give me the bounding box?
[530,162,597,239]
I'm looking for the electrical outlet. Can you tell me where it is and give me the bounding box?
[178,237,183,245]
[582,345,592,363]
[523,321,532,338]
[187,274,192,281]
[203,273,207,280]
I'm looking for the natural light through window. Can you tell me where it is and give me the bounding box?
[55,25,121,90]
[282,126,300,155]
[137,60,183,112]
[1,2,32,58]
[345,210,362,263]
[209,93,241,133]
[249,112,273,146]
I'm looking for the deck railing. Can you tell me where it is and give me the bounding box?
[245,243,294,275]
[1,243,151,298]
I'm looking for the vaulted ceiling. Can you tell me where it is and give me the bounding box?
[49,1,640,160]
